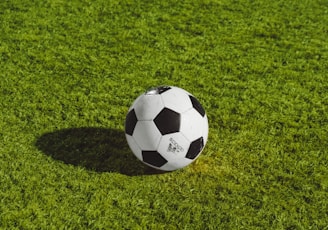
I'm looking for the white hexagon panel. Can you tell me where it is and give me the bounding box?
[125,135,142,160]
[202,114,209,145]
[180,108,207,142]
[133,94,164,121]
[133,121,162,150]
[161,87,193,113]
[157,133,191,162]
[160,157,193,171]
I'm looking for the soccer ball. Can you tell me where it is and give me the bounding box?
[125,86,208,171]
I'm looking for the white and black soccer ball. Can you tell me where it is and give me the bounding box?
[125,86,208,171]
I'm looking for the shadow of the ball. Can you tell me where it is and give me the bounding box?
[35,127,166,176]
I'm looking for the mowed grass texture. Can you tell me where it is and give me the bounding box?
[1,0,327,229]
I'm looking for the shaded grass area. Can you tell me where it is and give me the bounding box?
[1,0,327,229]
[35,127,164,175]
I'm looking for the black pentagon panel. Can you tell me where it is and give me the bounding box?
[142,150,168,167]
[154,108,181,135]
[186,137,204,159]
[125,109,138,135]
[145,86,171,95]
[189,95,206,117]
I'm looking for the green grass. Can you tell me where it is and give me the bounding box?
[1,0,327,229]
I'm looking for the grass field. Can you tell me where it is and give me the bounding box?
[1,0,328,229]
